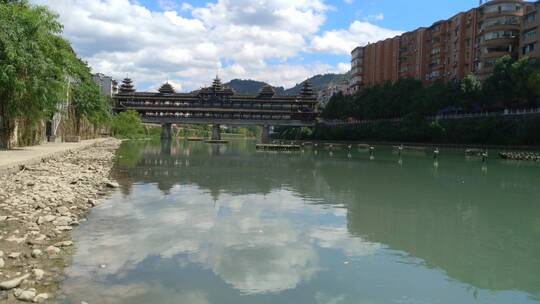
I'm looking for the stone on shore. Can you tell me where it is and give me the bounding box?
[106,181,120,188]
[0,139,120,300]
[13,288,36,301]
[33,293,49,303]
[55,240,73,247]
[52,216,71,227]
[32,269,45,281]
[31,249,42,258]
[0,274,30,290]
[45,246,61,255]
[37,215,55,225]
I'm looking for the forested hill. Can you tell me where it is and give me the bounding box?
[283,73,348,95]
[223,73,347,96]
[223,79,285,95]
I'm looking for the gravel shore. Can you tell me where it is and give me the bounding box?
[0,139,121,303]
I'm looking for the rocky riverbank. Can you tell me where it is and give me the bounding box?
[0,139,121,303]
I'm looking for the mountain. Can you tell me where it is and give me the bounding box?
[283,73,349,95]
[223,79,285,95]
[223,73,348,96]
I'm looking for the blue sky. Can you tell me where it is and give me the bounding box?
[35,0,485,91]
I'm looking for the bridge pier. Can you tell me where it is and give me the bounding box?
[261,125,271,144]
[211,124,221,140]
[161,123,172,140]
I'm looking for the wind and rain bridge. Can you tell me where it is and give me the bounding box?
[113,77,320,143]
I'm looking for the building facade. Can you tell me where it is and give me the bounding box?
[349,0,539,93]
[92,73,118,98]
[521,1,540,57]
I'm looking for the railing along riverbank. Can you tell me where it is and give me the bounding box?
[321,107,540,126]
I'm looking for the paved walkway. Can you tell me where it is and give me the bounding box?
[0,138,111,176]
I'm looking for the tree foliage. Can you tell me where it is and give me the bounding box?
[111,110,144,139]
[0,0,110,147]
[323,56,540,122]
[71,62,110,134]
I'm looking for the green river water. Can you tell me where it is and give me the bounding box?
[58,140,540,304]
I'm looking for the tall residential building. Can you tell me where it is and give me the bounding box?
[92,73,118,98]
[349,0,539,93]
[521,1,540,57]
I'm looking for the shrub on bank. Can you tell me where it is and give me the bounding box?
[111,110,145,139]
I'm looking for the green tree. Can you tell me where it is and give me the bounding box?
[0,0,69,148]
[461,73,482,110]
[111,110,144,139]
[71,63,110,135]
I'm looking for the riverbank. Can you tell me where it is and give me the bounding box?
[0,139,121,303]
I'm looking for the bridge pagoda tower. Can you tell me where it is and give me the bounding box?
[119,78,136,94]
[158,82,176,140]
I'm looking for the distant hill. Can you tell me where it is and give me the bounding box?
[223,79,285,95]
[223,73,348,96]
[283,73,349,95]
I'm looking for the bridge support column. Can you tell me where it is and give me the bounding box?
[261,125,271,144]
[161,123,172,140]
[212,124,221,141]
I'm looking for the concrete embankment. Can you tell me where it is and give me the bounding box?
[0,138,121,303]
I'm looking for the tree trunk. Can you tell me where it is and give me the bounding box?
[0,100,13,149]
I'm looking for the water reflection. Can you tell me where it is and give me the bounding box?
[60,140,540,304]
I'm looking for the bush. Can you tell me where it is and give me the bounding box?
[111,110,145,139]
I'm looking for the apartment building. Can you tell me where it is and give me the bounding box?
[521,1,540,57]
[349,0,539,93]
[92,73,118,98]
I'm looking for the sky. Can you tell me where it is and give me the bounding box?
[32,0,480,92]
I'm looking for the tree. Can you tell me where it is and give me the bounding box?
[111,110,144,139]
[0,1,111,147]
[71,61,110,135]
[0,1,70,147]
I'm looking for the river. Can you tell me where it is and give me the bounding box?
[58,140,540,304]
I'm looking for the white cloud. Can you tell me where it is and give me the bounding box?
[310,21,402,55]
[32,0,400,91]
[364,13,384,21]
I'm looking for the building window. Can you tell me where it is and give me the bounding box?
[523,43,536,55]
[480,16,519,31]
[480,30,518,41]
[483,3,522,14]
[523,28,537,41]
[480,45,512,54]
[524,13,537,24]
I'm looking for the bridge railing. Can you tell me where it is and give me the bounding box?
[139,110,316,122]
[117,100,313,112]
